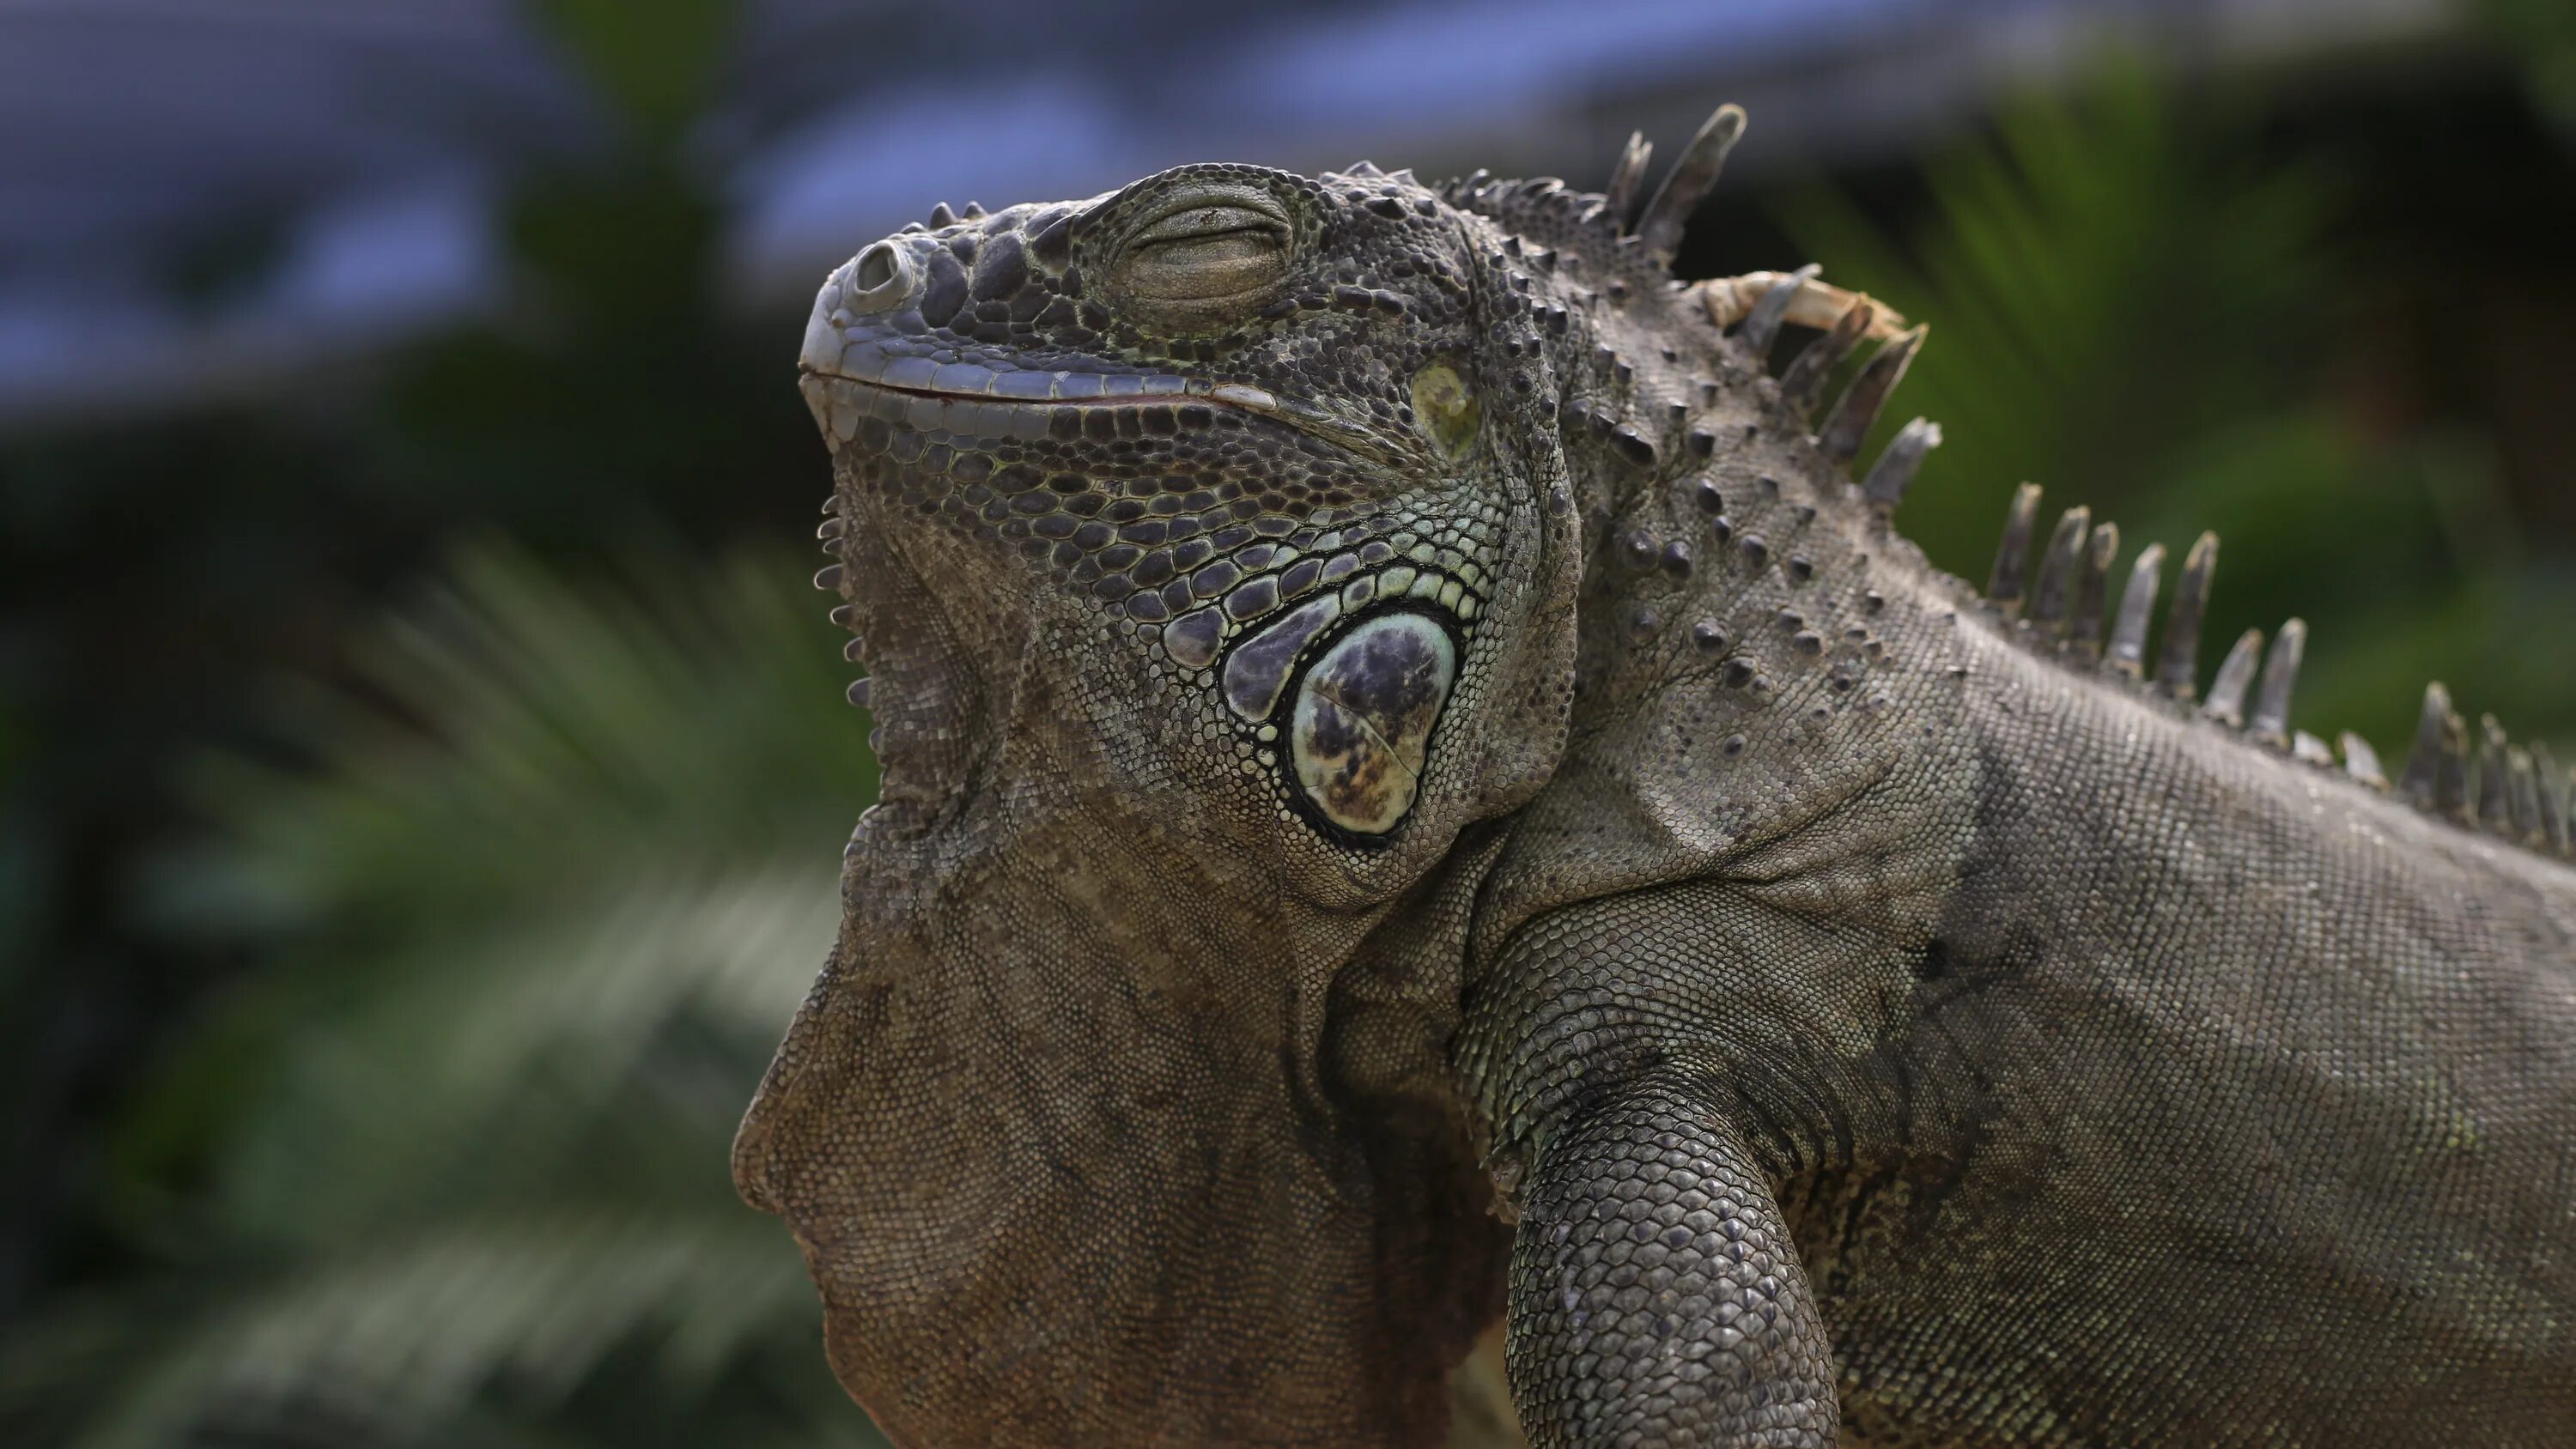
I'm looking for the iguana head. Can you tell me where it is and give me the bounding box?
[787,161,1581,863]
[732,161,1590,1444]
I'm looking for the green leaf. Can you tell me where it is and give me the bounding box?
[9,545,879,1446]
[1773,58,2576,758]
[531,0,734,149]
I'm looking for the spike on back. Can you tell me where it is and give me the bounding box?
[1818,325,1926,462]
[2202,629,2263,729]
[2069,524,2119,662]
[2154,532,2219,702]
[2400,682,2452,809]
[1634,104,1747,261]
[2028,506,2091,634]
[2506,747,2543,844]
[1602,131,1652,230]
[2533,743,2571,856]
[2105,543,2165,679]
[2340,731,2389,790]
[2477,716,2514,834]
[1862,417,1940,511]
[1986,483,2044,615]
[1781,301,1873,412]
[1734,264,1819,360]
[2247,618,2306,749]
[2435,706,2473,822]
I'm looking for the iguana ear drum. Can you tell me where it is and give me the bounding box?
[1289,611,1456,836]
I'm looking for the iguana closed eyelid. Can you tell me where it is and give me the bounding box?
[1107,182,1298,309]
[1133,201,1289,247]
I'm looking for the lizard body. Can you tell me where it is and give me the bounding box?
[733,106,2576,1446]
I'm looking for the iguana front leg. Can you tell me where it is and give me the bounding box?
[1507,1066,1838,1448]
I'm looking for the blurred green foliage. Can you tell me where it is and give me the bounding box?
[2483,0,2576,142]
[0,3,877,1442]
[533,0,732,148]
[1778,66,2576,755]
[3,549,878,1446]
[0,23,2568,1448]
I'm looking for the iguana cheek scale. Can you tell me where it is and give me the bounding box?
[738,102,2576,1448]
[1291,611,1458,834]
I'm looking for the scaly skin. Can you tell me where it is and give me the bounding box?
[733,110,2576,1446]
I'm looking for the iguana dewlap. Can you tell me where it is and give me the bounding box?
[732,105,2576,1447]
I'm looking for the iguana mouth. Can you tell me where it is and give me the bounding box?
[801,345,1200,403]
[800,356,1405,465]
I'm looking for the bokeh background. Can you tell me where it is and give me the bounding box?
[3,1,2572,1443]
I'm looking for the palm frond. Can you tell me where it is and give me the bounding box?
[1775,61,2576,757]
[52,1210,817,1449]
[1777,64,2336,574]
[4,544,880,1446]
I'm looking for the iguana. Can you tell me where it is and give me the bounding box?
[731,103,2576,1447]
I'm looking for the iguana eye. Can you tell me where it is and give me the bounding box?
[1109,187,1293,311]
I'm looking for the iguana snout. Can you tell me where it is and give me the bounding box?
[787,161,1577,867]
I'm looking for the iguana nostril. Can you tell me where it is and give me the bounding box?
[846,242,912,311]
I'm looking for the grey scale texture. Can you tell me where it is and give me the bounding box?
[731,104,2576,1448]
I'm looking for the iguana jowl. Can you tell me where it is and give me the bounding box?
[731,104,2576,1446]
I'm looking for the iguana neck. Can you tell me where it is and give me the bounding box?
[733,805,1500,1446]
[1460,264,1975,936]
[752,483,1527,1440]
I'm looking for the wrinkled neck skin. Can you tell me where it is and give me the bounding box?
[732,454,1517,1446]
[1449,238,1993,1164]
[1478,265,1972,948]
[734,815,1484,1446]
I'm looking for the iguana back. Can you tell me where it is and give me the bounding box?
[1439,114,2576,1445]
[1459,543,2576,1441]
